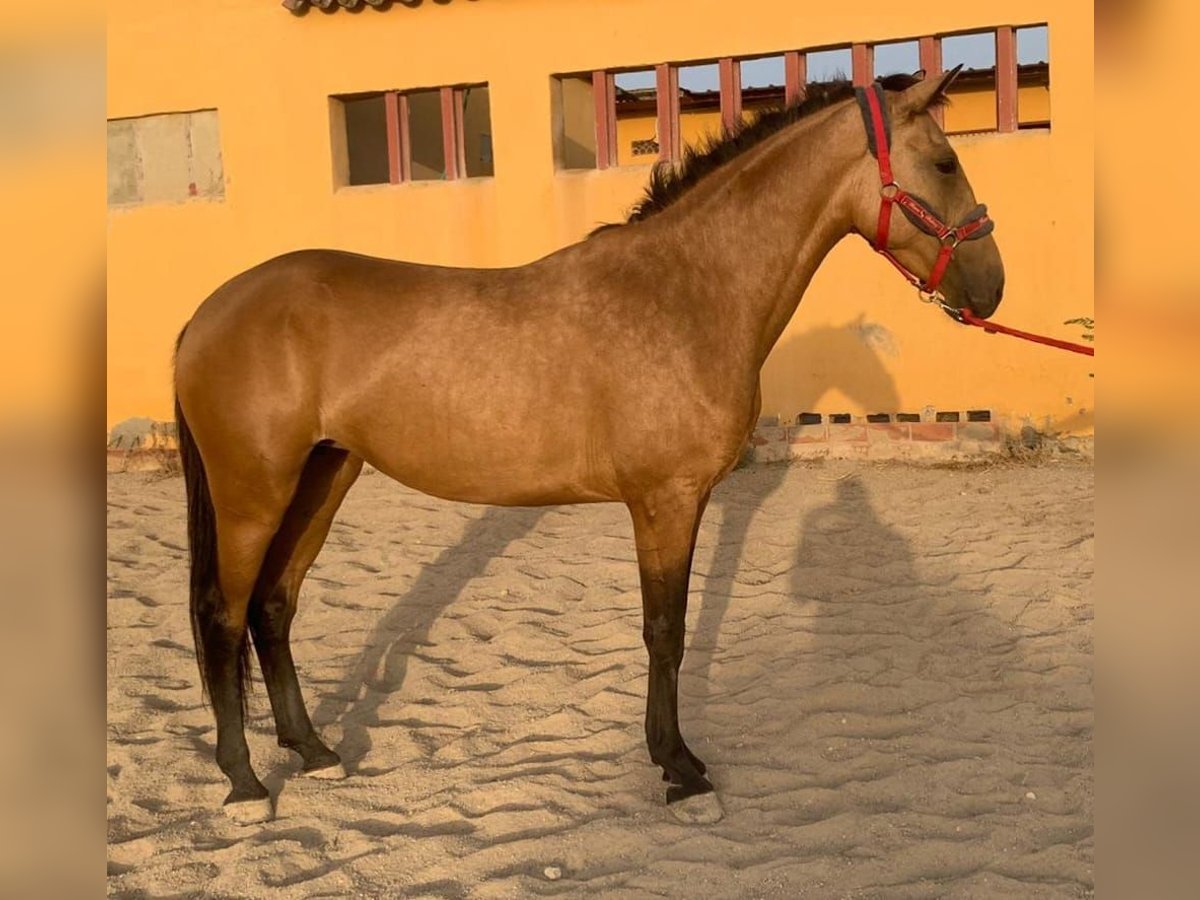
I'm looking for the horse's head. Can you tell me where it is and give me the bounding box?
[849,69,1005,320]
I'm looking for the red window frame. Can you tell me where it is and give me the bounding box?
[378,84,477,183]
[586,24,1038,170]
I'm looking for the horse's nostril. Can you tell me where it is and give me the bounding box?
[993,277,1005,304]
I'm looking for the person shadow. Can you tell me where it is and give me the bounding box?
[759,474,1071,878]
[688,318,901,718]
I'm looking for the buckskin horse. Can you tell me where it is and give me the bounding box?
[173,69,1003,825]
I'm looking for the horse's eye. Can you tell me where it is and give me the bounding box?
[935,158,958,175]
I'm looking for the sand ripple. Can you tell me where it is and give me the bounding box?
[108,461,1092,898]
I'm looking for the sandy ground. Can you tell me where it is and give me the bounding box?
[107,459,1093,899]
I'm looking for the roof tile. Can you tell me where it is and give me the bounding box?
[284,0,391,11]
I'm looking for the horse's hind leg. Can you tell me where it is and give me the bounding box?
[628,480,723,824]
[249,445,363,777]
[204,469,306,824]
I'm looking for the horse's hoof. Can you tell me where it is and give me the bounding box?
[223,796,273,825]
[302,762,347,780]
[668,791,724,825]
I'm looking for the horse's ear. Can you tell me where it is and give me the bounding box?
[898,64,962,116]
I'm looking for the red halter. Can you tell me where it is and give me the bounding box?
[854,82,1094,357]
[856,82,993,304]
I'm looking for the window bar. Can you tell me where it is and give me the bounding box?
[592,69,616,169]
[655,63,679,163]
[918,36,944,128]
[397,93,412,182]
[453,87,468,176]
[995,26,1018,133]
[439,86,458,180]
[784,51,806,106]
[384,91,402,184]
[852,43,874,87]
[719,57,742,131]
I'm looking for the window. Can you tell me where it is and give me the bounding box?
[107,109,224,208]
[806,47,852,83]
[677,62,720,154]
[332,83,493,186]
[1016,25,1051,128]
[458,85,494,177]
[941,31,999,133]
[613,68,658,167]
[740,55,787,115]
[342,94,390,185]
[551,74,598,170]
[873,40,920,78]
[407,89,447,180]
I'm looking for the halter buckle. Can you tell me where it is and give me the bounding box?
[918,287,944,303]
[917,288,964,320]
[880,182,900,199]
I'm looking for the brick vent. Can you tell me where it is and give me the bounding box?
[749,410,1010,463]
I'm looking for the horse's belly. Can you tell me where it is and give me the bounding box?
[337,416,620,507]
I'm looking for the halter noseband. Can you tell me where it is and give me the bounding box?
[855,82,994,312]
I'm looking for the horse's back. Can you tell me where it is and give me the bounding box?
[174,248,626,505]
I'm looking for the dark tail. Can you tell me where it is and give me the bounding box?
[176,330,252,708]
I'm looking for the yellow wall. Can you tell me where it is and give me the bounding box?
[107,0,1093,435]
[1021,83,1052,124]
[615,112,660,168]
[680,108,724,153]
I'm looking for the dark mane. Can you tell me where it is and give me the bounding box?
[593,72,927,234]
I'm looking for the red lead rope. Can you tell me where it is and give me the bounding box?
[957,308,1095,356]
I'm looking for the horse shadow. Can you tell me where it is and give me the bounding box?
[309,317,899,770]
[308,504,547,771]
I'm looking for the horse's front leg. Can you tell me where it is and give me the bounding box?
[627,480,723,824]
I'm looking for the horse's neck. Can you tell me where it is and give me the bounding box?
[649,107,860,369]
